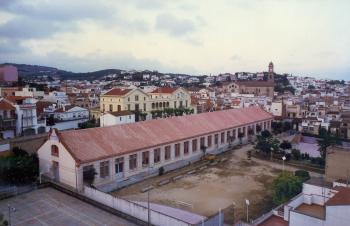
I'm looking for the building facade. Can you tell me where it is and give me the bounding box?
[37,107,273,192]
[100,111,135,127]
[100,87,193,120]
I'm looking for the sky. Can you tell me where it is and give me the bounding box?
[0,0,349,80]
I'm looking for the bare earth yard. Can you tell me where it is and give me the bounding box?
[113,142,322,225]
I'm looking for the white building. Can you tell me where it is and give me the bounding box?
[253,178,350,226]
[2,96,47,136]
[43,91,70,107]
[37,107,273,192]
[100,111,135,127]
[54,105,89,121]
[15,86,44,98]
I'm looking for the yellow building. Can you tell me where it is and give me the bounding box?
[100,87,193,120]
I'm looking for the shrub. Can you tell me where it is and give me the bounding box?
[310,157,325,166]
[158,167,165,176]
[83,167,97,186]
[272,172,302,204]
[285,153,292,161]
[295,170,310,182]
[291,149,301,160]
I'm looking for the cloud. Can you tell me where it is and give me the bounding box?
[0,17,75,40]
[0,39,28,53]
[155,14,196,36]
[230,55,242,61]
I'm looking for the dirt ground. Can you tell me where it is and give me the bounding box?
[112,142,322,225]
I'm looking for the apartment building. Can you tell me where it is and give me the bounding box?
[100,87,193,120]
[0,96,47,137]
[37,107,273,192]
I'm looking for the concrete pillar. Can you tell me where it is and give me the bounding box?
[170,144,175,161]
[137,152,142,170]
[149,149,154,166]
[189,139,193,156]
[124,155,130,174]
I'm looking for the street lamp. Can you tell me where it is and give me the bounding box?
[245,199,250,223]
[282,156,286,172]
[7,204,16,226]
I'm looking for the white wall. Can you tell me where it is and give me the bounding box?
[100,113,135,127]
[289,211,324,226]
[37,130,78,189]
[325,206,350,226]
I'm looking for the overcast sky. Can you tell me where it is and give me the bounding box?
[0,0,349,79]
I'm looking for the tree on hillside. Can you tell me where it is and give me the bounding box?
[272,172,302,204]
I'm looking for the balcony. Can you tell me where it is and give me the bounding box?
[0,118,16,130]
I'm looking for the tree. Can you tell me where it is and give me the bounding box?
[271,122,283,134]
[308,85,315,90]
[0,213,8,226]
[280,140,292,151]
[272,172,302,204]
[256,125,262,134]
[317,133,341,159]
[0,152,39,184]
[282,121,292,132]
[238,132,244,144]
[291,149,301,160]
[318,127,328,137]
[261,130,272,139]
[200,145,207,156]
[83,167,97,186]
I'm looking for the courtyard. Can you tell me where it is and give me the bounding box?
[113,143,322,225]
[0,187,137,226]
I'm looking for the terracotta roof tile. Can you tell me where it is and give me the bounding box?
[103,88,132,96]
[150,87,178,94]
[57,107,273,163]
[326,187,350,206]
[0,99,16,110]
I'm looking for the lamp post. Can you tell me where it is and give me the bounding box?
[282,156,286,172]
[245,199,250,223]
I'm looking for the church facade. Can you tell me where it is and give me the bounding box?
[233,62,275,98]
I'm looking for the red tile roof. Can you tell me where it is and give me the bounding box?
[0,99,16,110]
[5,96,31,103]
[103,88,132,96]
[326,187,350,206]
[257,215,288,226]
[56,107,273,164]
[150,87,178,94]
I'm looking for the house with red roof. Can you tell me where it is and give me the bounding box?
[37,107,273,191]
[100,87,194,121]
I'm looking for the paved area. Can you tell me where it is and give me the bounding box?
[0,187,137,226]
